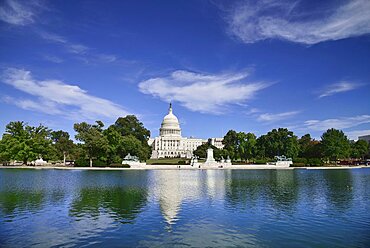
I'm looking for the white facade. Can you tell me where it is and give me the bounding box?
[209,138,224,150]
[148,104,223,159]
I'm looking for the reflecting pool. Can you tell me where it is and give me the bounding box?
[0,168,369,247]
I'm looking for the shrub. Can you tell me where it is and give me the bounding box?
[291,163,306,167]
[293,158,307,164]
[110,163,124,167]
[93,160,107,166]
[307,158,323,166]
[74,158,89,167]
[254,159,267,164]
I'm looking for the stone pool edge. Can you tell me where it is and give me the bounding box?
[0,165,368,171]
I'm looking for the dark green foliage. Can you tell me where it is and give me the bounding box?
[254,159,267,164]
[114,115,150,144]
[0,116,366,168]
[74,121,109,167]
[74,158,89,167]
[193,143,222,159]
[293,158,307,164]
[223,130,238,160]
[307,158,323,166]
[222,130,256,161]
[321,128,351,161]
[291,163,306,167]
[351,140,369,159]
[256,128,299,159]
[0,121,53,164]
[51,130,74,163]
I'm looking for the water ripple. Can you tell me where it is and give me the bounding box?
[0,168,369,247]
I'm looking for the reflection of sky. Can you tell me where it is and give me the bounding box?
[0,169,369,247]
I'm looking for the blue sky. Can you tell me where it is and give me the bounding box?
[0,0,369,140]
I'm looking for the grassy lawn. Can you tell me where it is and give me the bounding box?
[146,158,190,165]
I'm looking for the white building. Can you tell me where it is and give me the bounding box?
[148,104,224,159]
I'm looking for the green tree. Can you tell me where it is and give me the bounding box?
[119,134,151,161]
[0,121,53,164]
[237,132,256,162]
[351,140,369,159]
[321,128,350,161]
[114,115,150,143]
[223,130,238,160]
[256,134,268,158]
[298,134,311,157]
[74,121,109,167]
[103,126,125,164]
[112,115,151,161]
[193,143,222,160]
[51,130,74,165]
[256,128,299,159]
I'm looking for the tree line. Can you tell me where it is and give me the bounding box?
[0,115,369,166]
[194,128,369,165]
[0,115,151,166]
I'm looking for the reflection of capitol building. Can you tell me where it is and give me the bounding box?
[148,104,224,159]
[150,170,230,225]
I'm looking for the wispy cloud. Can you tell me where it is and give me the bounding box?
[1,68,130,121]
[227,0,370,45]
[257,111,300,122]
[138,70,269,114]
[302,115,370,131]
[0,0,39,26]
[38,31,67,44]
[38,31,121,64]
[2,95,63,115]
[345,129,370,140]
[38,31,89,56]
[42,55,63,63]
[318,81,364,98]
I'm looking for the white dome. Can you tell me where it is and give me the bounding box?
[160,103,181,136]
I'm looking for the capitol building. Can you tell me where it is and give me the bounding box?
[148,104,224,159]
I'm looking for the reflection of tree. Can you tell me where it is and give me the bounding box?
[323,170,353,211]
[267,170,299,211]
[225,171,267,209]
[70,187,148,223]
[0,191,45,215]
[225,170,298,211]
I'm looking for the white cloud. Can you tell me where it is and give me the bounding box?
[303,115,370,131]
[43,55,63,63]
[38,31,122,63]
[138,70,269,114]
[67,44,89,55]
[38,31,90,56]
[38,31,68,44]
[1,68,130,121]
[2,96,62,115]
[96,54,117,63]
[228,0,370,44]
[257,111,300,122]
[0,0,37,25]
[318,81,364,98]
[345,129,370,141]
